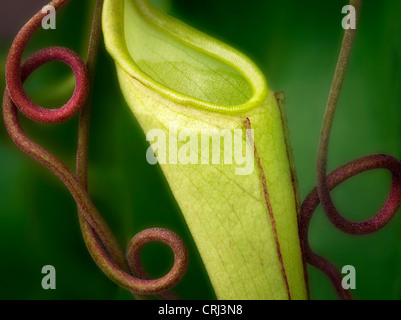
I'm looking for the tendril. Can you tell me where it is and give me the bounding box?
[300,155,401,300]
[300,0,401,300]
[3,0,188,298]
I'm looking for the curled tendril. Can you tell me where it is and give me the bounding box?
[300,155,401,300]
[300,0,401,300]
[3,0,187,298]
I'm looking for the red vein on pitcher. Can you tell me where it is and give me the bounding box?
[245,118,291,300]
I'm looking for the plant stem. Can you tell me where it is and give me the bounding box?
[316,0,364,234]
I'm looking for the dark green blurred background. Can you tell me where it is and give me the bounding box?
[0,0,400,300]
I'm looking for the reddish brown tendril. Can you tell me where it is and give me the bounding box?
[3,0,187,298]
[300,0,401,300]
[300,155,401,300]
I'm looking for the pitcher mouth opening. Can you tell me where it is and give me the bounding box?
[103,0,269,114]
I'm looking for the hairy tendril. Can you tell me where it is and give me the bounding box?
[300,0,401,300]
[2,0,188,299]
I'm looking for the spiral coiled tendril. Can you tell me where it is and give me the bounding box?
[299,0,401,300]
[300,155,401,300]
[3,0,187,298]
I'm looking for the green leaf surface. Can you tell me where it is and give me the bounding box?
[103,0,307,299]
